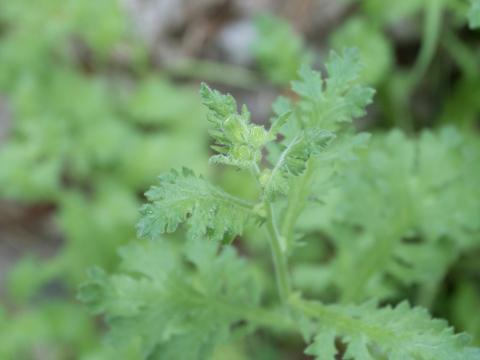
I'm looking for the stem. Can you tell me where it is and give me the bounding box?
[264,134,302,193]
[443,30,479,79]
[395,0,442,131]
[409,0,443,87]
[251,160,291,304]
[416,277,441,308]
[251,163,263,191]
[265,202,291,304]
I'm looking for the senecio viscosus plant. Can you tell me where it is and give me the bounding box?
[79,49,480,359]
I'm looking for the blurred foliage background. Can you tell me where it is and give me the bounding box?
[0,0,479,359]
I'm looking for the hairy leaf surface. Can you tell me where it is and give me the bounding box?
[79,239,260,360]
[295,297,480,360]
[137,168,254,242]
[264,48,374,197]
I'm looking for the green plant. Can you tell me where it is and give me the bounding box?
[79,49,480,359]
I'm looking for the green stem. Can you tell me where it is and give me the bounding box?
[396,0,442,131]
[251,160,291,304]
[443,30,479,79]
[416,277,441,308]
[265,202,291,304]
[264,134,302,193]
[409,0,443,87]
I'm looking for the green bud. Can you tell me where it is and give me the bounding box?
[249,126,268,147]
[232,144,252,161]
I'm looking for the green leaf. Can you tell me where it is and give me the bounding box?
[294,296,480,360]
[291,64,324,101]
[265,49,373,198]
[343,336,373,360]
[137,168,254,242]
[324,48,376,125]
[330,17,393,84]
[288,48,375,136]
[79,239,260,360]
[304,328,337,360]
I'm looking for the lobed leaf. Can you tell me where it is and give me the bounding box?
[291,48,375,129]
[264,48,374,198]
[79,239,260,360]
[294,296,480,360]
[137,168,255,242]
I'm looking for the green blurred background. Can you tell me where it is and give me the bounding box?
[0,0,479,359]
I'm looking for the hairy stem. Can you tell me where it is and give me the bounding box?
[265,202,291,304]
[251,161,292,304]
